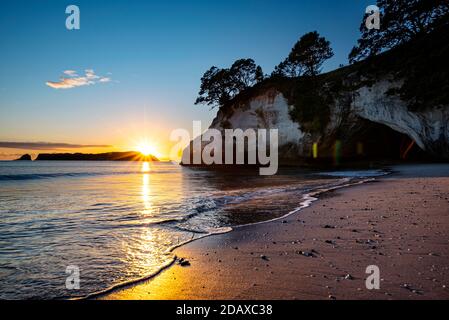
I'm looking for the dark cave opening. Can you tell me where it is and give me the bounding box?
[340,120,429,161]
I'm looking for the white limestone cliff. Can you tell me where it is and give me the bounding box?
[185,80,448,161]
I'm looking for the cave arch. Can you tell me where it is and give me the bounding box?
[339,119,428,161]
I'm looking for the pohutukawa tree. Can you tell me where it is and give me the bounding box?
[229,59,264,91]
[272,31,334,77]
[195,67,233,107]
[272,58,303,78]
[195,59,264,108]
[349,0,449,63]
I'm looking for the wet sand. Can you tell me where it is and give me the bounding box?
[101,164,449,300]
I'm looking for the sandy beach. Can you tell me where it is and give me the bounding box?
[100,164,449,300]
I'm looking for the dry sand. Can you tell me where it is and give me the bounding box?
[101,164,449,300]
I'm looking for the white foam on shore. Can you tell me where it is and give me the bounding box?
[232,177,377,229]
[80,226,234,300]
[317,170,388,178]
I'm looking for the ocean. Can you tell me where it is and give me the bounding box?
[0,161,385,299]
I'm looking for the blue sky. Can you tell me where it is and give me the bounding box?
[0,0,372,159]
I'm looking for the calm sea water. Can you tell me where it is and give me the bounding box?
[0,161,383,299]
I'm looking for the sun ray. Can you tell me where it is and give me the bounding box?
[135,140,161,159]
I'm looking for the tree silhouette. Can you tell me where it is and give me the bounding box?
[195,59,264,108]
[229,59,264,91]
[194,67,233,107]
[349,0,449,63]
[272,31,334,77]
[272,59,303,78]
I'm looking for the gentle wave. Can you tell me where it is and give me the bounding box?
[317,169,389,178]
[0,170,172,181]
[86,175,381,300]
[0,161,389,299]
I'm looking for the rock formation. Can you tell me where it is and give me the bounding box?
[183,24,449,165]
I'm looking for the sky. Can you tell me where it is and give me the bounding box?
[0,0,373,160]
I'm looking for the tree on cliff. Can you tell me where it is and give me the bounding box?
[195,59,264,108]
[349,0,449,63]
[195,67,233,107]
[272,31,334,77]
[272,60,302,78]
[230,59,264,91]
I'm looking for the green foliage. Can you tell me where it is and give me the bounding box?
[349,0,449,63]
[272,58,302,78]
[230,59,264,91]
[272,31,334,78]
[351,19,449,112]
[288,78,334,133]
[348,1,449,111]
[195,67,234,107]
[389,22,449,111]
[270,32,336,133]
[195,59,264,108]
[196,1,449,127]
[222,120,232,129]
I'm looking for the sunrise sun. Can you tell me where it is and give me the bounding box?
[136,141,159,158]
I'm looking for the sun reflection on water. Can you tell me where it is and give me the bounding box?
[141,162,151,173]
[142,173,151,212]
[119,161,189,292]
[140,163,161,217]
[141,162,152,214]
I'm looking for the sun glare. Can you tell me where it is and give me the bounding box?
[136,142,158,157]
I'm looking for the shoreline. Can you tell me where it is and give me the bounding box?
[85,175,373,300]
[99,164,449,300]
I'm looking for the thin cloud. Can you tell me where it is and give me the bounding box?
[0,142,112,150]
[46,69,112,89]
[63,70,78,76]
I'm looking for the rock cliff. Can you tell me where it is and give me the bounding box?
[183,24,449,165]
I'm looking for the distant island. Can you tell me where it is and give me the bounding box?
[14,154,32,161]
[30,151,159,162]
